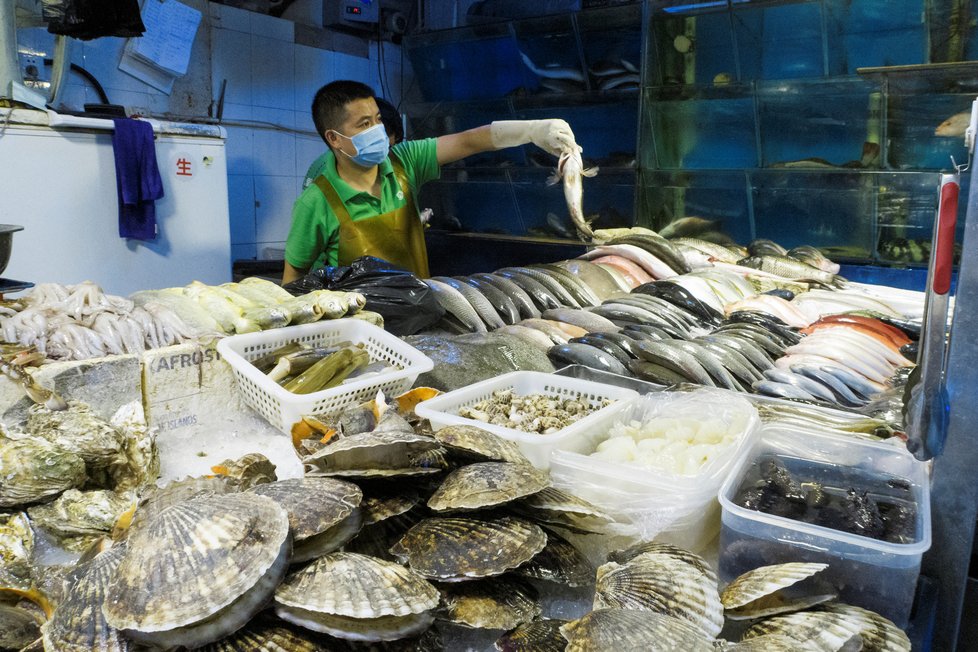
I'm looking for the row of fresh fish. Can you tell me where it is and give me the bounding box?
[520,51,640,94]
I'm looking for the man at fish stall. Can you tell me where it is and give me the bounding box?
[282,80,581,283]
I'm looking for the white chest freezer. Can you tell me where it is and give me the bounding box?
[0,108,231,296]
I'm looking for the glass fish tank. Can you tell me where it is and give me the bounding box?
[638,170,753,244]
[733,0,826,80]
[824,0,928,74]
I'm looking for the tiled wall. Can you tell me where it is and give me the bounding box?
[16,1,409,267]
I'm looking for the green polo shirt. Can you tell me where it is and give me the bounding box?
[285,138,440,271]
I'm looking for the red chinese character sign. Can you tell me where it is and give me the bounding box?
[171,151,194,182]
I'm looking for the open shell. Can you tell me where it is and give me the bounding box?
[607,541,717,585]
[559,609,715,652]
[0,604,42,651]
[815,603,910,652]
[514,527,594,587]
[303,431,442,478]
[103,492,291,650]
[274,552,439,642]
[27,489,136,553]
[0,437,86,508]
[197,619,325,651]
[721,562,831,619]
[41,543,132,652]
[512,487,617,533]
[0,512,35,592]
[27,400,127,488]
[249,477,363,562]
[494,619,568,652]
[594,551,724,638]
[427,462,549,512]
[742,610,869,651]
[432,425,530,464]
[211,453,277,490]
[390,517,547,582]
[438,577,541,630]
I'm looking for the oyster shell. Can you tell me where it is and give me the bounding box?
[512,487,617,533]
[103,492,291,649]
[514,527,594,587]
[607,541,717,585]
[0,436,86,508]
[40,543,132,652]
[432,425,530,465]
[594,551,724,638]
[27,489,136,553]
[303,430,442,478]
[559,609,715,652]
[27,400,127,488]
[197,618,328,651]
[274,551,439,642]
[816,603,910,652]
[390,516,547,582]
[108,401,159,491]
[211,452,277,490]
[0,603,42,651]
[0,512,34,592]
[494,618,568,652]
[742,610,868,651]
[438,577,541,630]
[249,477,363,562]
[721,562,831,620]
[427,462,549,512]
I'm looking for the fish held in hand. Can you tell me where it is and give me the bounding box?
[549,148,598,241]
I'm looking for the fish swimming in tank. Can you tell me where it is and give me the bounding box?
[935,110,971,137]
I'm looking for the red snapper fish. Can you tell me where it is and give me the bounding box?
[549,148,598,241]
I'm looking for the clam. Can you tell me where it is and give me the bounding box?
[303,430,443,478]
[0,512,35,592]
[197,617,328,651]
[594,551,724,638]
[27,400,127,488]
[816,603,910,652]
[742,610,867,651]
[427,462,549,512]
[514,527,594,587]
[432,425,530,465]
[494,618,568,651]
[438,577,541,630]
[390,516,547,582]
[0,603,42,651]
[0,436,86,508]
[721,562,832,620]
[27,489,136,553]
[274,551,439,642]
[249,477,363,562]
[103,492,291,649]
[559,609,715,652]
[607,541,717,584]
[512,486,617,533]
[211,452,277,489]
[40,543,132,652]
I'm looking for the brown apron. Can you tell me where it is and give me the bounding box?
[312,154,429,278]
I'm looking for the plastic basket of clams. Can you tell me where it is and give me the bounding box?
[415,370,639,469]
[217,318,433,434]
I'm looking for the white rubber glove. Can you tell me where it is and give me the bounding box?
[490,119,578,156]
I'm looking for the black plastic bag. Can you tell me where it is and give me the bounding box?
[283,256,445,336]
[43,0,145,40]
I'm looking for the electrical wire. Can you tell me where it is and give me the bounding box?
[42,59,110,105]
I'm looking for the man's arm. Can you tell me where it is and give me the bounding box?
[282,261,307,285]
[435,120,578,166]
[435,125,494,166]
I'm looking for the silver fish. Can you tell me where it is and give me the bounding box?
[533,264,601,306]
[520,51,586,82]
[548,342,629,376]
[672,238,741,264]
[738,255,837,285]
[473,273,541,319]
[659,217,718,239]
[789,364,866,406]
[542,308,619,333]
[554,259,626,301]
[496,325,554,351]
[598,73,640,91]
[431,276,505,330]
[762,368,838,403]
[423,279,486,333]
[752,380,817,401]
[499,267,581,308]
[549,148,598,241]
[671,341,741,391]
[460,276,520,325]
[495,270,563,311]
[633,340,715,386]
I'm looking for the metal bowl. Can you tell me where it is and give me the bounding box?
[0,225,23,276]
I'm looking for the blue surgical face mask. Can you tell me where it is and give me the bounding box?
[332,123,390,167]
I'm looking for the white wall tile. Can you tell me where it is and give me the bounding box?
[251,12,294,41]
[294,44,332,113]
[112,89,154,115]
[224,125,255,175]
[252,35,295,110]
[252,106,297,177]
[254,175,299,244]
[227,174,257,244]
[78,38,152,96]
[211,4,252,33]
[212,28,253,106]
[296,134,326,179]
[231,243,258,261]
[57,83,88,112]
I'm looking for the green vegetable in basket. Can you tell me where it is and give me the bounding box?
[267,346,337,383]
[250,342,302,373]
[283,347,371,394]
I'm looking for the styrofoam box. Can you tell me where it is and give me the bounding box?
[549,389,760,553]
[415,371,639,469]
[718,425,931,629]
[216,319,433,434]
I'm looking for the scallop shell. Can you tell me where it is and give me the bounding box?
[427,462,549,512]
[559,609,716,652]
[715,634,806,651]
[212,452,277,489]
[438,577,541,630]
[721,562,830,618]
[0,604,42,651]
[494,619,568,652]
[816,603,910,652]
[432,425,530,464]
[126,475,231,536]
[742,610,867,651]
[390,517,547,582]
[41,543,132,652]
[514,527,594,587]
[360,493,420,527]
[607,541,717,585]
[303,431,442,478]
[196,619,325,651]
[513,487,617,533]
[0,437,86,508]
[594,551,724,638]
[103,492,291,649]
[274,552,439,642]
[249,477,363,562]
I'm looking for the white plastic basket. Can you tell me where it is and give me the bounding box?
[415,371,639,469]
[216,319,433,434]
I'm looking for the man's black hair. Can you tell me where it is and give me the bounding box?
[311,80,376,145]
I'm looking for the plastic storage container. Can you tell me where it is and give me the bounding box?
[216,319,433,434]
[549,389,760,552]
[415,370,638,469]
[718,425,931,628]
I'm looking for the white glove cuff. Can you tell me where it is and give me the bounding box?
[490,120,539,149]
